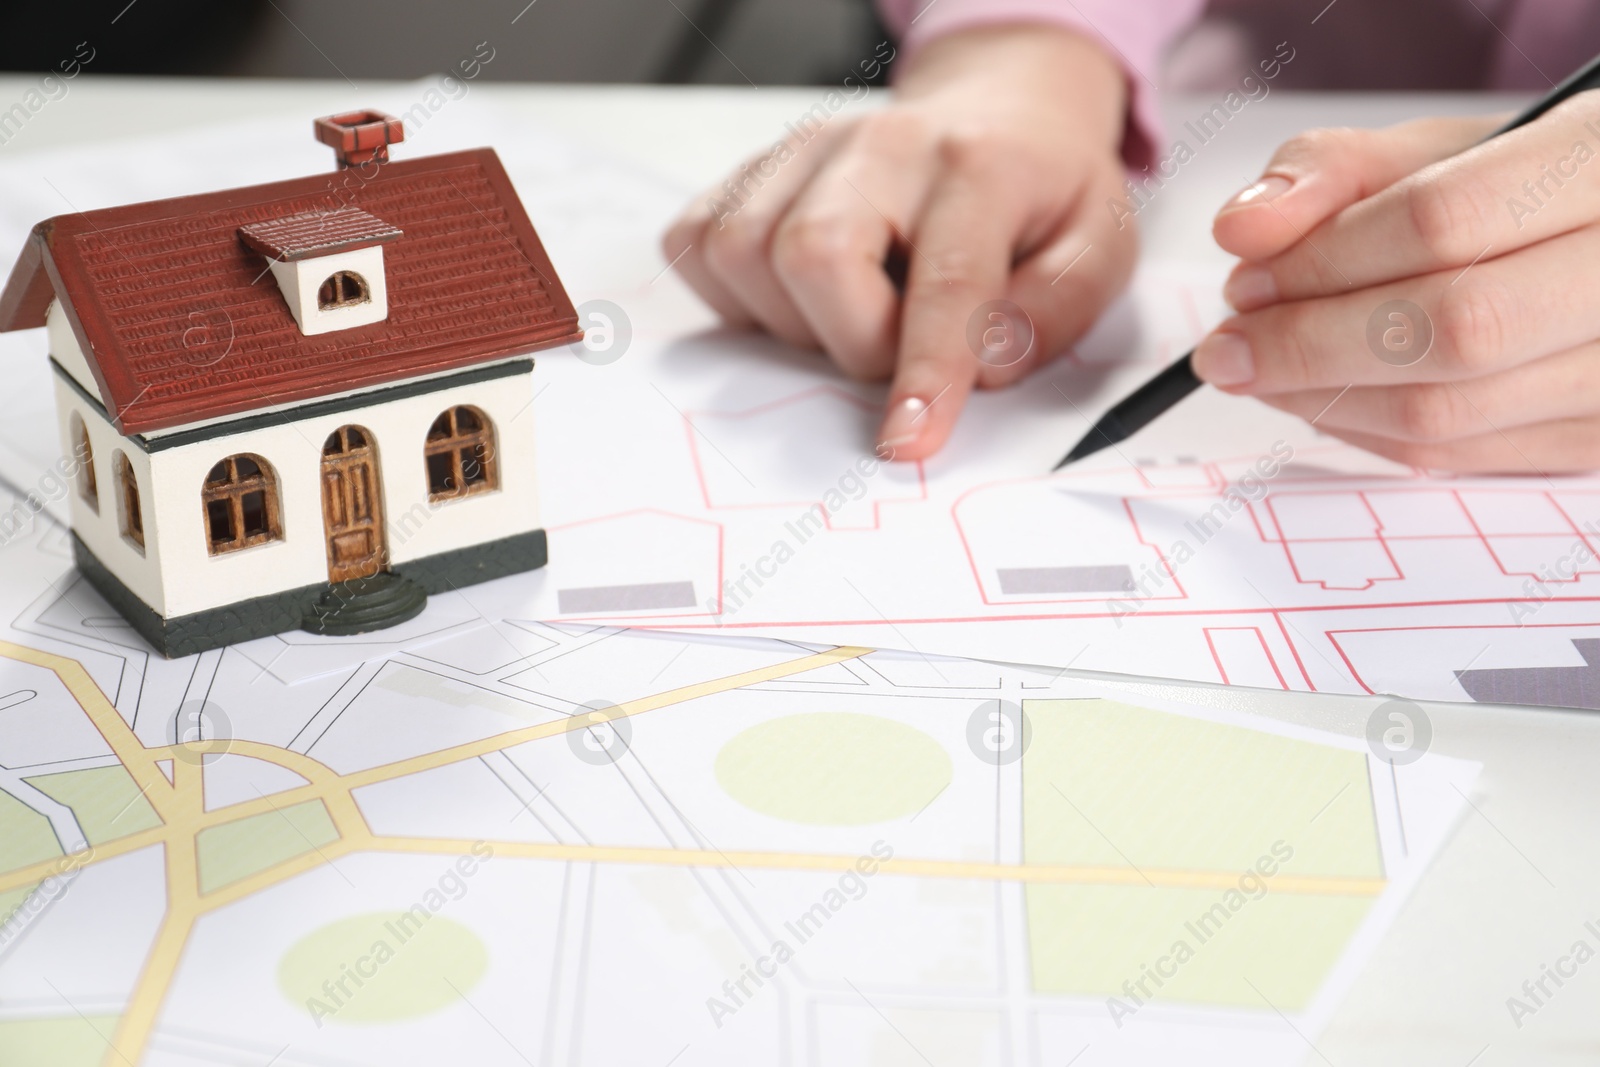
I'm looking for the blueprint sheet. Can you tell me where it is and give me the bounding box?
[2,98,1599,707]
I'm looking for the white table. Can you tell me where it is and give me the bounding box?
[0,76,1593,1066]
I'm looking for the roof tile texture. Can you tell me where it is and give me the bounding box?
[0,148,580,434]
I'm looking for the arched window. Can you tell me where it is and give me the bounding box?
[114,452,144,551]
[317,270,369,310]
[202,454,282,555]
[71,414,97,512]
[425,406,497,502]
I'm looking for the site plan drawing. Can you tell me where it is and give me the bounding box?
[0,102,1490,1066]
[0,512,1477,1066]
[4,105,1597,705]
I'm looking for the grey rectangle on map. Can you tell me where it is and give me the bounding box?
[558,581,698,614]
[997,565,1135,595]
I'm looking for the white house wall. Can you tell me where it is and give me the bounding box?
[149,371,541,620]
[267,245,389,336]
[53,377,165,614]
[46,300,103,405]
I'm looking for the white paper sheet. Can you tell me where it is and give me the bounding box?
[0,100,1496,1064]
[2,100,1600,707]
[0,505,1479,1066]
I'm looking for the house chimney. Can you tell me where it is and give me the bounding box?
[313,110,405,170]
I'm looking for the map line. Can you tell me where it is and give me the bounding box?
[0,640,1391,1067]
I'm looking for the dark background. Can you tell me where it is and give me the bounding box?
[0,0,890,85]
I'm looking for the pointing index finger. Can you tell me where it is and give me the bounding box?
[876,156,1024,459]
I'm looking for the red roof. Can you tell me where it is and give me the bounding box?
[0,147,581,435]
[238,208,402,261]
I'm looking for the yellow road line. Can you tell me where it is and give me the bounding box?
[0,829,166,895]
[366,837,1389,897]
[0,642,872,1067]
[105,867,197,1067]
[148,739,339,786]
[107,767,202,1065]
[169,750,202,818]
[192,645,875,828]
[336,646,874,791]
[0,642,176,821]
[0,635,1388,1067]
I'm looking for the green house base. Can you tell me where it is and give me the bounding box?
[70,529,548,659]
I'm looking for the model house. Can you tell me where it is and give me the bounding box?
[0,110,582,657]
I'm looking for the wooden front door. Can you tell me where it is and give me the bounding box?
[320,425,386,583]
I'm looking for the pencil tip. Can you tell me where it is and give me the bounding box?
[1052,437,1097,471]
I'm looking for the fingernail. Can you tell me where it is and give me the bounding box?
[1224,265,1278,310]
[877,396,928,453]
[1193,331,1255,387]
[1222,174,1293,212]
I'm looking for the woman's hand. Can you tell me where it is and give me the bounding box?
[1200,103,1600,473]
[663,25,1139,459]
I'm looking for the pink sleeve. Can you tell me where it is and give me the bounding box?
[875,0,1205,171]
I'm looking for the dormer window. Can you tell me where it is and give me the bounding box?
[238,209,400,336]
[318,271,369,310]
